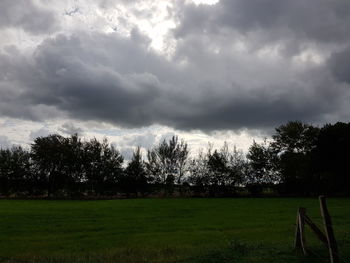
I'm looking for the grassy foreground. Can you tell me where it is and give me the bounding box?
[0,198,349,263]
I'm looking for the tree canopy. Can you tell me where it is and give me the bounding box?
[0,121,349,197]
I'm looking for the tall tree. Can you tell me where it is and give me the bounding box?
[313,122,350,194]
[146,136,189,185]
[228,146,248,187]
[207,148,229,186]
[188,149,211,189]
[271,121,320,154]
[82,138,123,194]
[246,139,278,185]
[31,134,71,196]
[121,146,148,196]
[204,143,246,196]
[63,134,84,186]
[270,121,320,194]
[0,146,31,195]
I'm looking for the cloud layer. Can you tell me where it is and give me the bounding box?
[0,0,58,34]
[0,0,350,133]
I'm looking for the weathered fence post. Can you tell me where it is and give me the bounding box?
[319,196,339,263]
[294,207,307,255]
[298,207,307,255]
[294,207,301,249]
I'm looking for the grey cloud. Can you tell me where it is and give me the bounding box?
[157,81,340,131]
[0,0,59,34]
[174,0,350,54]
[0,33,168,126]
[0,135,11,149]
[159,132,176,143]
[119,146,134,161]
[59,123,84,136]
[125,132,157,149]
[0,28,348,132]
[29,127,51,140]
[98,0,136,8]
[328,46,350,84]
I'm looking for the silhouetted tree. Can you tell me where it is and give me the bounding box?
[246,140,278,184]
[0,146,31,195]
[188,149,211,195]
[82,138,123,194]
[208,149,229,187]
[2,120,350,198]
[64,134,84,185]
[270,121,320,194]
[313,122,350,194]
[146,136,189,185]
[100,140,124,187]
[31,134,71,196]
[228,146,248,187]
[145,149,162,184]
[271,121,319,154]
[82,138,103,193]
[204,143,246,196]
[120,146,148,196]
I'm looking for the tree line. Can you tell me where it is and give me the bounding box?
[0,121,349,198]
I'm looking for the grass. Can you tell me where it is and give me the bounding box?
[0,198,349,262]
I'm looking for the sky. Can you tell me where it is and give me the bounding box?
[1,0,350,158]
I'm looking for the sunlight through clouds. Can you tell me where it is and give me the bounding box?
[191,0,219,5]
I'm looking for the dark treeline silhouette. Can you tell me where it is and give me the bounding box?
[0,121,349,198]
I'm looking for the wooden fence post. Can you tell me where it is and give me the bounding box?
[294,207,307,255]
[298,207,307,255]
[294,207,301,249]
[319,196,339,263]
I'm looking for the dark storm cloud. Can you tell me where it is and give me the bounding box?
[177,0,350,42]
[0,30,347,131]
[328,46,350,85]
[175,0,350,48]
[156,77,342,131]
[0,32,169,126]
[0,0,58,34]
[0,0,350,131]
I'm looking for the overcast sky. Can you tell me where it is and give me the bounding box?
[1,0,350,156]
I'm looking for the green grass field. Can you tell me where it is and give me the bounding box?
[0,198,349,263]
